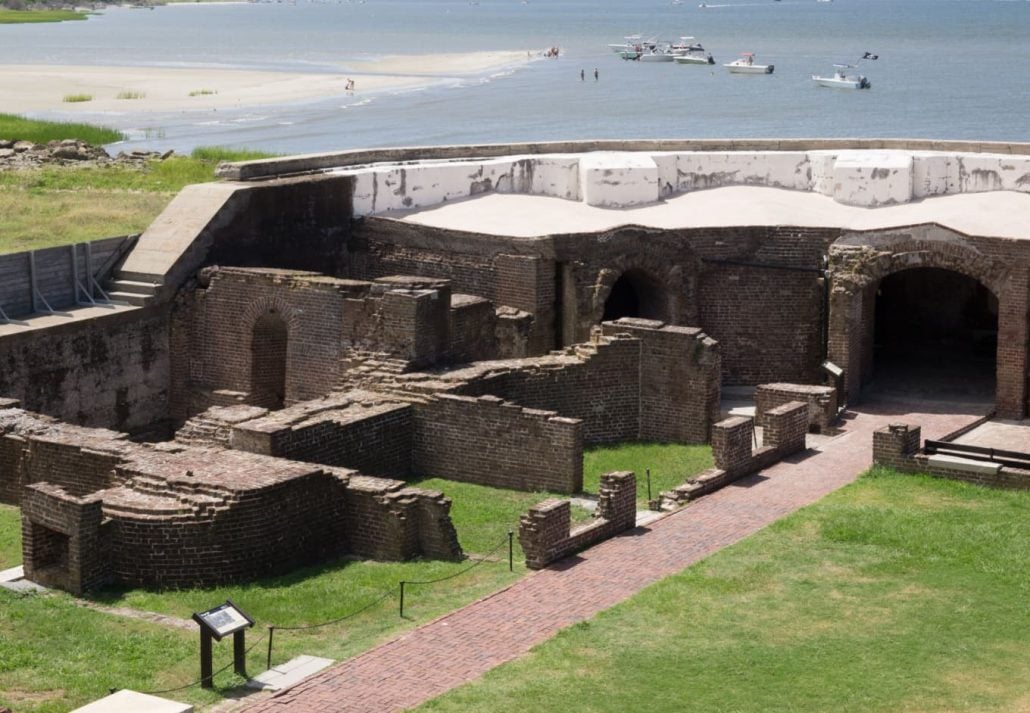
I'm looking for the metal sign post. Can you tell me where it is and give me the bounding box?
[191,599,255,688]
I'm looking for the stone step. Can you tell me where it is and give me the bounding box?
[104,290,152,307]
[117,270,165,286]
[107,279,159,296]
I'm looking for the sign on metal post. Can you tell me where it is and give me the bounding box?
[191,600,255,688]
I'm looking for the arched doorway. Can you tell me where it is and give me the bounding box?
[869,267,997,401]
[251,310,288,409]
[603,269,669,322]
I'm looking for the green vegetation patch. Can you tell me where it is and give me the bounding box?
[0,504,21,569]
[61,94,93,104]
[0,8,87,23]
[0,140,279,254]
[0,113,123,145]
[584,441,713,508]
[116,91,146,100]
[421,468,1030,712]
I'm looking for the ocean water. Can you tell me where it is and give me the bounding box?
[1,0,1028,152]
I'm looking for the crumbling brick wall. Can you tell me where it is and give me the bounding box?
[601,318,721,443]
[411,394,583,493]
[21,483,107,595]
[662,401,808,506]
[519,471,636,569]
[756,383,838,433]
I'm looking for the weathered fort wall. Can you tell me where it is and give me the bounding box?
[0,307,170,432]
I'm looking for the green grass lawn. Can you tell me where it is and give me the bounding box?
[0,503,21,569]
[0,443,709,711]
[584,441,713,508]
[0,113,121,145]
[420,468,1030,713]
[0,8,88,23]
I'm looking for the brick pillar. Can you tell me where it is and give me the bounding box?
[595,471,636,529]
[496,254,556,354]
[518,499,571,570]
[872,423,921,471]
[380,288,450,366]
[763,401,808,455]
[21,483,108,595]
[712,416,754,472]
[995,267,1029,419]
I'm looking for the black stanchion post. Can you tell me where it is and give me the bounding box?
[233,629,247,678]
[399,581,406,618]
[508,530,514,572]
[266,626,274,671]
[646,468,652,501]
[199,629,214,689]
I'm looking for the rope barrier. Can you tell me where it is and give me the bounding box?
[399,535,511,617]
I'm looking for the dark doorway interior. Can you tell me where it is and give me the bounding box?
[603,270,667,322]
[870,268,997,402]
[251,310,288,409]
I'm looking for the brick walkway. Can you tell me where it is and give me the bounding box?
[241,398,985,713]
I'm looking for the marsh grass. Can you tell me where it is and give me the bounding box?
[0,113,122,145]
[189,88,218,96]
[62,93,93,103]
[116,90,146,100]
[0,8,87,23]
[420,468,1030,713]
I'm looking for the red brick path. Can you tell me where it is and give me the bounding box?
[241,399,984,713]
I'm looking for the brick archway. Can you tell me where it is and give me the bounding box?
[589,258,691,331]
[827,228,1027,418]
[241,297,302,408]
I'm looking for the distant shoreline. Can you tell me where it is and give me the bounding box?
[0,52,538,115]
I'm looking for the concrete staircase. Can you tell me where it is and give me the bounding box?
[103,272,163,307]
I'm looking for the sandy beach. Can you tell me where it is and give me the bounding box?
[0,50,535,114]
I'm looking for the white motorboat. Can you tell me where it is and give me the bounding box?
[724,52,774,74]
[812,64,870,89]
[671,36,714,65]
[622,42,676,62]
[609,34,655,54]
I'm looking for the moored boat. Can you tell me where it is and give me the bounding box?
[724,52,774,74]
[671,36,714,64]
[812,64,870,89]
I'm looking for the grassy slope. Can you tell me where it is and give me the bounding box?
[0,138,277,254]
[422,469,1030,713]
[0,444,710,711]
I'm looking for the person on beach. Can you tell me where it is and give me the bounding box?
[580,69,585,81]
[345,78,355,92]
[594,68,599,81]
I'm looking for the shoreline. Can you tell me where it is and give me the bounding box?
[0,51,538,115]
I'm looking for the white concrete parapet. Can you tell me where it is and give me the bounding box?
[831,150,914,207]
[336,148,1030,217]
[578,152,659,208]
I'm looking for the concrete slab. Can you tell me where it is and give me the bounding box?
[70,690,192,713]
[635,510,663,527]
[0,565,23,582]
[0,565,47,594]
[246,655,335,691]
[953,419,1030,453]
[390,186,1030,241]
[0,303,140,337]
[927,454,1002,475]
[579,152,659,208]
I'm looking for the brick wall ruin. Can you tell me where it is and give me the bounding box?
[661,401,809,506]
[2,406,461,592]
[519,471,637,569]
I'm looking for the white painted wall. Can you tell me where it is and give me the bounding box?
[337,149,1030,217]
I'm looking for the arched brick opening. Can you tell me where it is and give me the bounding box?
[828,229,1026,417]
[602,269,670,322]
[869,267,998,401]
[251,309,289,410]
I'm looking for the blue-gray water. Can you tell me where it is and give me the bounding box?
[1,0,1028,152]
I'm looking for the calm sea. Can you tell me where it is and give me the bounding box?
[1,0,1028,152]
